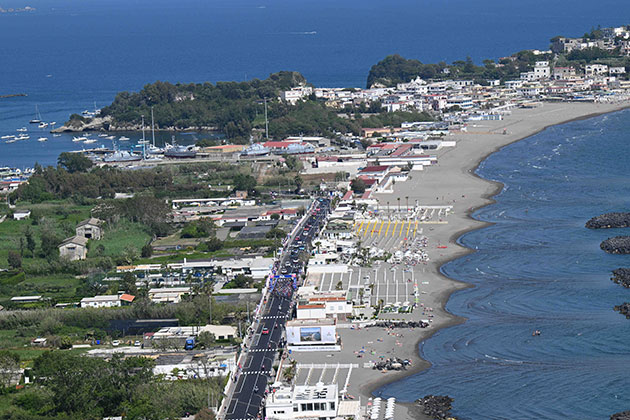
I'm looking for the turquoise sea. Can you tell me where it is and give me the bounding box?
[3,1,630,418]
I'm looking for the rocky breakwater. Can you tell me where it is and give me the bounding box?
[614,302,630,319]
[415,395,457,420]
[586,212,630,229]
[611,268,630,288]
[600,236,630,254]
[611,411,630,420]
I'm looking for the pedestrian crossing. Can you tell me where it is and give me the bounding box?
[241,370,271,375]
[260,315,286,320]
[247,348,279,352]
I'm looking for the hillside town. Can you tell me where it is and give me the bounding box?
[1,24,630,420]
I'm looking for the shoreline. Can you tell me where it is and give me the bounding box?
[361,101,630,419]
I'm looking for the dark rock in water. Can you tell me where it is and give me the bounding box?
[586,213,630,229]
[600,236,630,254]
[611,268,630,288]
[611,410,630,420]
[614,302,630,319]
[416,395,456,420]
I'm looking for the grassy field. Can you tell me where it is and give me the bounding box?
[0,201,92,267]
[88,220,151,258]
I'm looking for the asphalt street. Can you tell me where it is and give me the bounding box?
[225,198,330,420]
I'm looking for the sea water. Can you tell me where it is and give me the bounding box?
[378,109,630,419]
[3,0,630,167]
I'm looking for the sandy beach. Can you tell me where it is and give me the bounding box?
[291,100,630,420]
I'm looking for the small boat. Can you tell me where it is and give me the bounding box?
[16,127,27,132]
[38,122,49,128]
[72,136,87,142]
[119,136,130,141]
[105,135,116,140]
[6,139,17,143]
[30,105,42,124]
[84,139,97,144]
[98,133,108,137]
[1,135,15,140]
[53,134,62,137]
[16,134,29,140]
[38,137,48,142]
[50,121,56,125]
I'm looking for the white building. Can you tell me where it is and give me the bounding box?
[265,383,339,420]
[80,295,121,308]
[148,287,190,304]
[610,66,627,75]
[281,86,314,104]
[585,64,609,77]
[534,61,550,79]
[13,210,31,220]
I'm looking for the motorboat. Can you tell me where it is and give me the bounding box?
[98,133,108,137]
[119,136,130,141]
[16,134,29,140]
[72,136,87,142]
[53,134,62,137]
[103,150,141,163]
[16,127,27,132]
[105,135,116,140]
[38,137,48,142]
[38,122,49,128]
[84,139,97,144]
[1,135,15,140]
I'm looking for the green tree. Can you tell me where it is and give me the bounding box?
[141,242,153,258]
[233,174,257,192]
[195,407,216,420]
[121,271,138,295]
[204,237,223,252]
[25,226,36,256]
[266,227,286,240]
[57,152,93,173]
[0,350,20,388]
[197,331,216,349]
[7,250,22,270]
[350,178,366,194]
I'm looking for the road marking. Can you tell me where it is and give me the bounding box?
[384,220,391,237]
[391,221,397,237]
[378,220,384,236]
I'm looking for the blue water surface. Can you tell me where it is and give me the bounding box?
[378,110,630,419]
[3,0,630,167]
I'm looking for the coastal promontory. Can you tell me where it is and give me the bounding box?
[586,212,630,229]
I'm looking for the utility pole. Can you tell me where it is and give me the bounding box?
[208,293,212,325]
[264,97,269,140]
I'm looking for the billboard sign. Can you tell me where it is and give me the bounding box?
[300,327,321,342]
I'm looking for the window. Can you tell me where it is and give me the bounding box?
[301,404,307,412]
[306,403,313,411]
[330,402,335,410]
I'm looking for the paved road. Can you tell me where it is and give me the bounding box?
[225,198,330,420]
